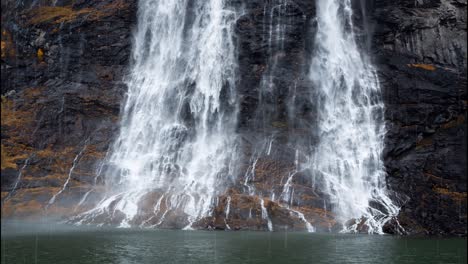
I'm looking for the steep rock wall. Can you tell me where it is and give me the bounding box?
[1,0,136,217]
[372,0,467,235]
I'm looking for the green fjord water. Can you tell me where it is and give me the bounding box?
[1,223,466,264]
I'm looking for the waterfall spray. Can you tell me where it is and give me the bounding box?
[308,0,400,234]
[75,0,239,227]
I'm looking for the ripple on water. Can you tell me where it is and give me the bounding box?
[1,224,466,264]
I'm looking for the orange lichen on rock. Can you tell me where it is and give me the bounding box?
[36,146,77,172]
[10,200,44,218]
[247,157,294,184]
[23,86,45,100]
[82,144,106,159]
[1,95,35,128]
[433,187,467,202]
[1,95,34,169]
[1,144,18,170]
[37,48,44,61]
[1,188,51,218]
[0,40,5,57]
[1,30,15,59]
[27,6,94,25]
[441,115,465,129]
[27,2,129,25]
[416,136,433,149]
[1,141,30,170]
[407,63,436,71]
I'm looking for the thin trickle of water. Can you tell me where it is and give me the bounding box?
[243,154,259,196]
[76,166,99,206]
[76,0,239,227]
[280,149,299,202]
[3,157,30,202]
[74,160,106,211]
[225,196,232,220]
[48,139,89,207]
[308,0,400,233]
[257,0,289,129]
[155,199,170,227]
[139,193,165,228]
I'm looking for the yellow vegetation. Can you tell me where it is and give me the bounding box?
[407,63,436,71]
[77,144,105,160]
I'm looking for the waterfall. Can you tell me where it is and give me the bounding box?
[308,0,399,233]
[70,0,401,233]
[76,0,239,227]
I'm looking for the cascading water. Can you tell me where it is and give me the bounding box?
[71,0,400,233]
[308,0,400,233]
[75,0,239,228]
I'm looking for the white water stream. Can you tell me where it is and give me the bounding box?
[76,0,239,227]
[3,158,30,202]
[308,0,400,233]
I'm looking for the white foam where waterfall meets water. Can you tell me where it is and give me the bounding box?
[76,0,239,227]
[308,0,400,234]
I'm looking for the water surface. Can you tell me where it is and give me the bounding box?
[1,222,466,264]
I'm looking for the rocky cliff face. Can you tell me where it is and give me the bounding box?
[373,0,467,235]
[1,0,136,217]
[1,0,466,235]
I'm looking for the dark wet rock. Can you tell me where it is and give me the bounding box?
[1,0,137,215]
[0,168,19,192]
[370,0,467,235]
